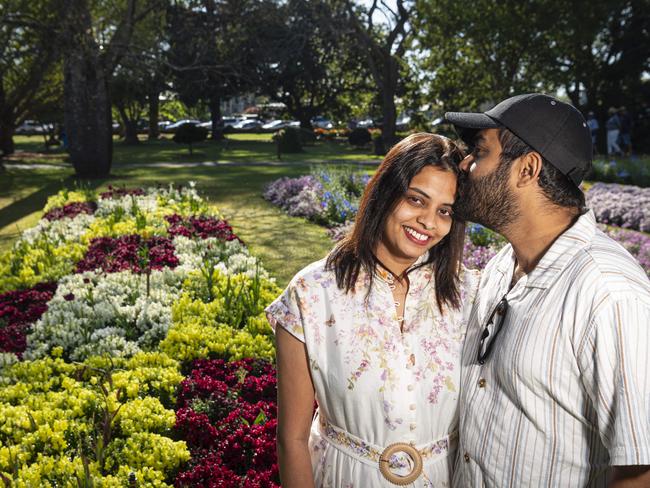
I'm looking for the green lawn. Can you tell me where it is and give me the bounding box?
[0,163,339,287]
[8,133,382,167]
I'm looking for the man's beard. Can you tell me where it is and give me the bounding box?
[453,161,521,233]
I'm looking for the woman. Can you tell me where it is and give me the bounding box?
[266,133,479,487]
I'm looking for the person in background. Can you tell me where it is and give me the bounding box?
[267,133,479,487]
[618,106,633,156]
[606,107,622,157]
[586,111,599,155]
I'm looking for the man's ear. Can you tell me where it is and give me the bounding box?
[514,151,542,188]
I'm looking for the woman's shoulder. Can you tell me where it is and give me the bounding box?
[286,257,336,290]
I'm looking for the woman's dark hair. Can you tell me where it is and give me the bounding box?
[498,128,586,209]
[325,133,466,313]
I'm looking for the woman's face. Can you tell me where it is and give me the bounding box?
[380,166,457,264]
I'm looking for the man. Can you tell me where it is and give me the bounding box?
[445,93,650,487]
[618,107,633,156]
[606,107,622,157]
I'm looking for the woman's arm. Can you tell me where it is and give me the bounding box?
[276,326,316,488]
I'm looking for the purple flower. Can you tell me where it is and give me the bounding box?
[587,183,650,232]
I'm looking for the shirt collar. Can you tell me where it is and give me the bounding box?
[496,210,596,290]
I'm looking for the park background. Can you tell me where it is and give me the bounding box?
[0,0,649,486]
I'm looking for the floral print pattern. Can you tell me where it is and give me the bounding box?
[266,254,479,487]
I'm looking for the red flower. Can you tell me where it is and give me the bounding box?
[43,201,97,221]
[166,214,243,243]
[0,283,57,356]
[75,235,179,274]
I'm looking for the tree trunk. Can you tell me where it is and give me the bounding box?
[0,123,15,156]
[209,97,223,141]
[380,62,398,152]
[117,106,138,145]
[148,91,159,140]
[0,81,15,155]
[62,0,113,178]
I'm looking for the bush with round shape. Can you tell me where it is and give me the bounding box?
[348,128,371,147]
[173,124,208,155]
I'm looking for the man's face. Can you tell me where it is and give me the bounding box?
[453,128,521,232]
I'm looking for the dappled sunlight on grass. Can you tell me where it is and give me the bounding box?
[11,133,382,168]
[0,164,340,285]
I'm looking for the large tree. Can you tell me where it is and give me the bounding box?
[263,0,369,129]
[167,0,279,140]
[414,0,557,112]
[59,0,162,177]
[415,0,650,122]
[339,0,413,149]
[0,0,62,157]
[111,7,168,144]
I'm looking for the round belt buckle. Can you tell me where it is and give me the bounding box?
[378,442,423,485]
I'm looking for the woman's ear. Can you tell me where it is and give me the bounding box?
[514,151,542,188]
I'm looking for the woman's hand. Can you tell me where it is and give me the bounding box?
[276,326,316,488]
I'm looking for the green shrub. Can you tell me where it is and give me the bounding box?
[300,128,317,145]
[348,128,371,147]
[173,123,208,155]
[273,127,303,153]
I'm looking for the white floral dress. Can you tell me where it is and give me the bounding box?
[266,255,479,487]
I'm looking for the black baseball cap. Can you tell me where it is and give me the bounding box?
[445,93,592,186]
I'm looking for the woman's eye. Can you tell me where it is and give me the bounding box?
[439,208,452,216]
[408,196,422,205]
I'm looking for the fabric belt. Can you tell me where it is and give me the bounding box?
[317,415,456,485]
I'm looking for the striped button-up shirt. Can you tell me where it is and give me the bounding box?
[453,210,650,487]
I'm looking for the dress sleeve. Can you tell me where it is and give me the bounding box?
[265,278,307,343]
[461,266,481,307]
[577,297,650,465]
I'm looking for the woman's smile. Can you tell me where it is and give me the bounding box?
[403,225,433,245]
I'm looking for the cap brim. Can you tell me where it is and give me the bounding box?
[444,112,500,148]
[444,112,500,129]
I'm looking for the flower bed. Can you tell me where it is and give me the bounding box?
[264,173,650,277]
[263,167,369,226]
[586,182,650,232]
[174,358,279,487]
[0,183,281,486]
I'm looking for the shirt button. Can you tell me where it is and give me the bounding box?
[478,378,486,388]
[409,404,416,411]
[464,452,470,463]
[410,423,417,431]
[407,384,414,391]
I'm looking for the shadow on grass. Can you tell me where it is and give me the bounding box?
[0,175,106,230]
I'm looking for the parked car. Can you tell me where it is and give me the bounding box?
[164,119,200,133]
[311,116,333,130]
[15,120,53,135]
[396,115,411,131]
[356,118,375,129]
[198,117,244,130]
[261,120,300,131]
[232,119,263,131]
[158,120,172,131]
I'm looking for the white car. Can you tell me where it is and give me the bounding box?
[15,120,53,135]
[232,119,262,130]
[262,120,300,130]
[164,119,200,132]
[311,117,333,130]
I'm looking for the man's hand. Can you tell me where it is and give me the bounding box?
[609,465,650,487]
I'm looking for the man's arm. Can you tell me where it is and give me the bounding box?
[609,465,650,487]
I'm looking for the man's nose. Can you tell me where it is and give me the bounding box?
[459,154,473,172]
